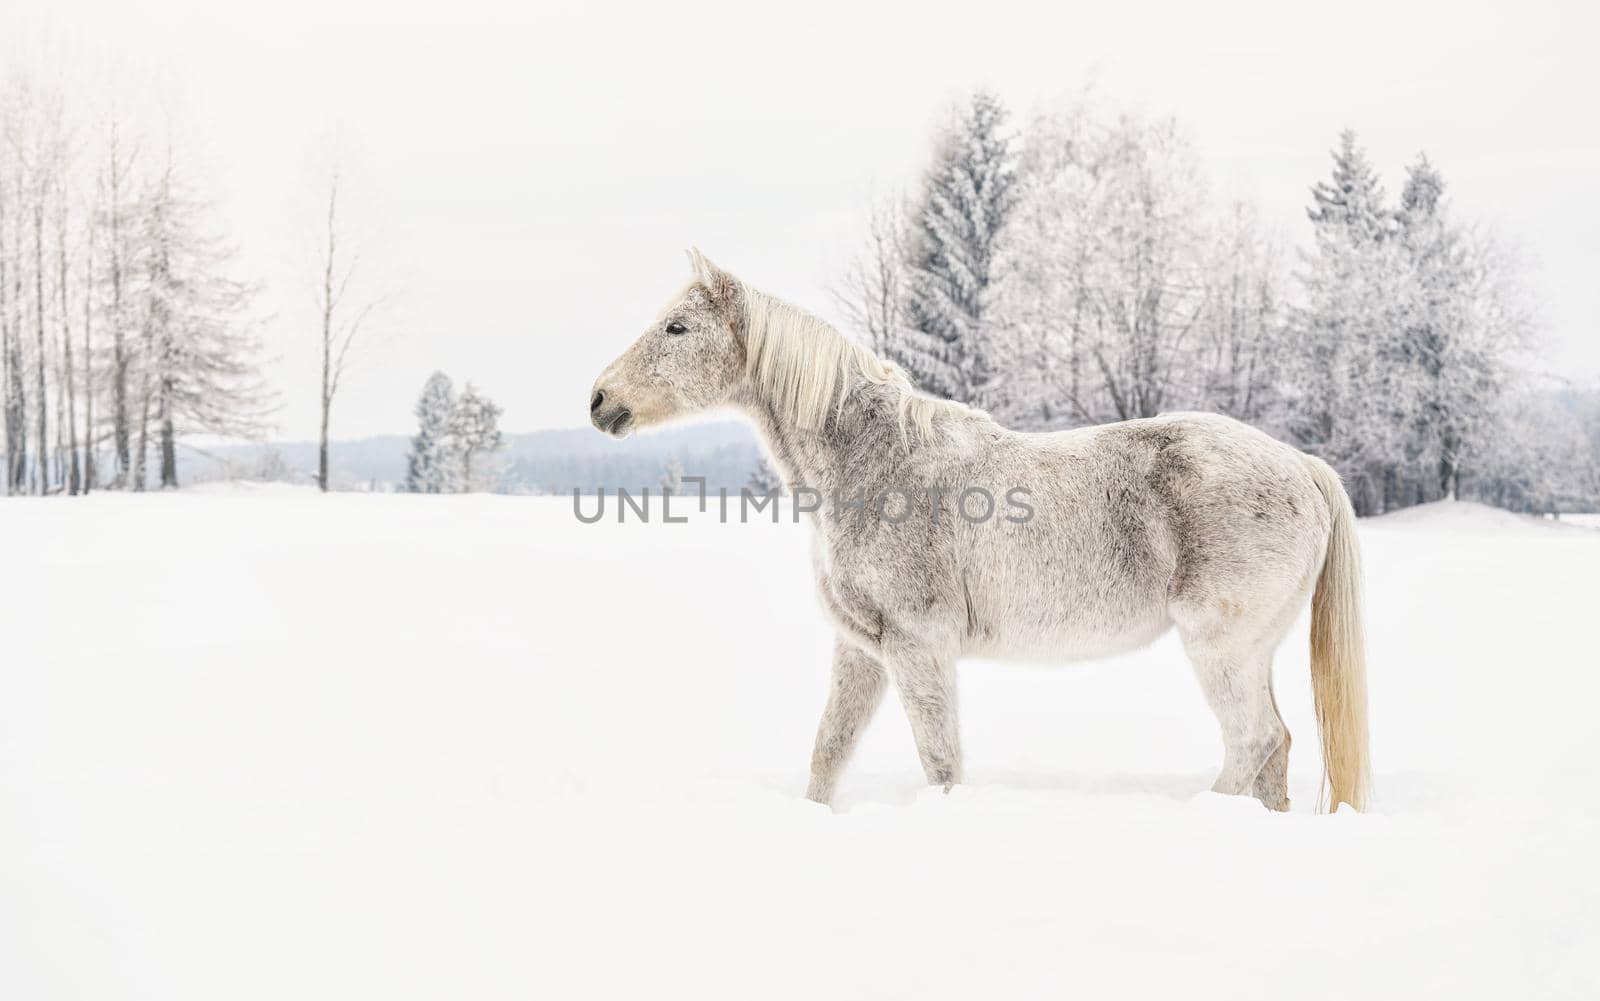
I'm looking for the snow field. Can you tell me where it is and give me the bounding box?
[2,488,1596,998]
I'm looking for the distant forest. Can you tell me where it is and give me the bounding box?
[183,421,764,496]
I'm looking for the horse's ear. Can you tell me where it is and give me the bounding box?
[686,247,739,315]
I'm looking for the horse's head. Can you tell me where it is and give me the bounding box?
[589,250,745,438]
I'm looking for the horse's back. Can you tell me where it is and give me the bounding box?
[1064,412,1331,603]
[1110,412,1332,607]
[961,412,1330,658]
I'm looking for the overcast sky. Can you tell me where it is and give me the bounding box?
[7,0,1598,439]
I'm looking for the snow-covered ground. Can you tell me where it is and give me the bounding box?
[2,487,1597,999]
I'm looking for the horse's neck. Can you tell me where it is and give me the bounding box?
[734,375,910,498]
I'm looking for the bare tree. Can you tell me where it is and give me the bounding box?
[56,177,79,493]
[103,119,136,486]
[1,144,20,493]
[831,196,906,355]
[5,80,70,495]
[1200,200,1286,430]
[136,149,268,489]
[81,180,95,492]
[313,160,383,493]
[31,163,48,493]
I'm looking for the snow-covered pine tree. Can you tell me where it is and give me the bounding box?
[896,89,1016,405]
[1307,130,1391,243]
[404,371,458,493]
[453,382,504,491]
[1395,154,1488,502]
[1293,129,1402,513]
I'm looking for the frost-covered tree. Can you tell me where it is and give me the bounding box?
[840,102,1586,516]
[2,127,27,493]
[1199,200,1287,431]
[453,382,503,491]
[973,99,1098,429]
[1290,130,1404,513]
[101,118,138,488]
[982,102,1266,429]
[1470,383,1596,515]
[747,454,783,495]
[831,196,906,357]
[404,371,458,493]
[895,90,1016,404]
[402,374,504,493]
[1066,113,1211,423]
[659,456,683,494]
[28,95,61,493]
[55,174,80,494]
[1391,155,1531,502]
[133,153,267,490]
[1396,155,1467,499]
[0,59,271,496]
[1292,136,1533,512]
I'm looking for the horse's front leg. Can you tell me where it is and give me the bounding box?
[805,639,888,805]
[883,642,962,791]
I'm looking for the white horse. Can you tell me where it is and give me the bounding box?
[590,250,1371,812]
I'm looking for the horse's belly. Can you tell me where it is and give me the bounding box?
[966,593,1173,664]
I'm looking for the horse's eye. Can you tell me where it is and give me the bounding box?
[665,321,687,335]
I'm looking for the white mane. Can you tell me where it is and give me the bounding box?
[691,258,957,443]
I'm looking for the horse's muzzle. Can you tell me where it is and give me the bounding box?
[589,391,634,438]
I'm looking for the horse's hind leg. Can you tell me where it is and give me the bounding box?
[1178,629,1291,811]
[883,641,962,791]
[1252,686,1291,810]
[805,639,888,805]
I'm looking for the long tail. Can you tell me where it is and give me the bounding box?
[1305,457,1373,813]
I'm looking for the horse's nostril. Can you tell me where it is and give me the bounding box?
[590,390,605,413]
